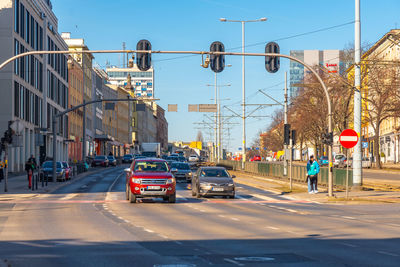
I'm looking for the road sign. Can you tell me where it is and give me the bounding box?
[362,142,368,149]
[339,129,359,149]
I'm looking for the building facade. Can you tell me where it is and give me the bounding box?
[61,32,95,157]
[106,65,154,98]
[0,0,69,171]
[289,50,349,99]
[67,56,83,162]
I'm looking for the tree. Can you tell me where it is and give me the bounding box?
[196,131,204,143]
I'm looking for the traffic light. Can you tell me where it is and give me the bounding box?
[291,130,296,145]
[284,124,291,145]
[265,42,280,73]
[136,40,152,71]
[210,41,225,73]
[322,131,333,146]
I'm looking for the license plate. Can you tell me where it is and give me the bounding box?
[147,186,160,190]
[212,187,224,192]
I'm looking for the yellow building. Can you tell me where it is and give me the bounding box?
[353,29,400,162]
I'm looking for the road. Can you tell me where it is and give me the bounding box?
[0,166,400,266]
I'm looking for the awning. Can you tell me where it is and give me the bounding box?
[95,134,114,142]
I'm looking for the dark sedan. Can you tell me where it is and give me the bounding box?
[170,162,192,182]
[91,155,109,167]
[107,156,117,166]
[122,154,133,164]
[42,161,66,182]
[192,167,235,198]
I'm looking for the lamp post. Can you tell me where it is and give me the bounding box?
[207,65,232,161]
[220,17,267,166]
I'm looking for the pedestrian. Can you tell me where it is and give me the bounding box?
[306,155,320,194]
[25,158,34,189]
[108,151,113,156]
[28,154,37,169]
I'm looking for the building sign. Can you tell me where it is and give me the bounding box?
[326,63,338,73]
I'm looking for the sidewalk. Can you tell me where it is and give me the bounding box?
[232,170,400,204]
[0,168,104,201]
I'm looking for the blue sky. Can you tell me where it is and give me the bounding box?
[53,0,400,152]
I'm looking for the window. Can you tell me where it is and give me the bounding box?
[35,95,39,125]
[19,44,24,80]
[14,39,19,75]
[39,26,43,52]
[25,88,30,122]
[30,16,34,48]
[14,82,19,117]
[25,10,30,44]
[20,86,24,120]
[20,4,24,39]
[34,21,38,51]
[30,55,35,86]
[14,0,19,33]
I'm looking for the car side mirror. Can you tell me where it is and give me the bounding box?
[231,175,236,178]
[124,168,131,173]
[171,168,178,173]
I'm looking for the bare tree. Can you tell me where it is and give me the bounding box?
[196,131,204,143]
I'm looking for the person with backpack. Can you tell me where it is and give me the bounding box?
[306,155,320,194]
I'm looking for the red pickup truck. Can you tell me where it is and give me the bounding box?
[125,158,176,203]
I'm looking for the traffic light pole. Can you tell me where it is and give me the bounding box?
[284,72,288,176]
[0,49,334,196]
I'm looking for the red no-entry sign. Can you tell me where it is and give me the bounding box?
[339,129,359,149]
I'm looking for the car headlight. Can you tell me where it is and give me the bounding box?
[132,178,141,184]
[188,172,192,176]
[166,178,175,184]
[228,183,234,186]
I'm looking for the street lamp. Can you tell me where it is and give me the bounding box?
[220,17,267,165]
[206,64,232,161]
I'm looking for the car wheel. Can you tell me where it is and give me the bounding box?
[229,193,235,199]
[129,190,136,203]
[163,196,169,201]
[168,193,176,203]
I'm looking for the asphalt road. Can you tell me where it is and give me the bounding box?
[0,166,400,266]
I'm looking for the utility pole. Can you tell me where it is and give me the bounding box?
[284,72,288,176]
[353,0,362,189]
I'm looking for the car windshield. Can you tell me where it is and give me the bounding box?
[124,155,132,158]
[107,156,115,160]
[62,162,68,168]
[134,161,168,172]
[335,155,345,159]
[95,156,106,160]
[200,169,229,177]
[171,163,190,170]
[42,161,62,168]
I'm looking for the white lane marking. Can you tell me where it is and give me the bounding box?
[378,251,399,257]
[266,226,279,230]
[59,193,78,201]
[199,209,206,212]
[124,220,130,223]
[118,216,124,220]
[144,229,154,233]
[218,215,226,218]
[251,193,278,202]
[342,216,356,220]
[286,231,298,235]
[158,234,168,239]
[80,185,88,188]
[176,193,188,201]
[235,195,250,201]
[231,217,239,221]
[338,242,358,248]
[106,172,124,201]
[387,223,400,227]
[224,258,245,266]
[174,241,183,245]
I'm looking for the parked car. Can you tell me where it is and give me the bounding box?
[170,162,192,182]
[188,155,199,162]
[62,162,71,180]
[122,154,133,164]
[107,156,117,166]
[250,155,261,162]
[125,158,176,203]
[192,166,235,199]
[167,155,179,161]
[319,156,329,166]
[91,155,109,167]
[348,157,372,168]
[333,154,346,168]
[41,161,66,182]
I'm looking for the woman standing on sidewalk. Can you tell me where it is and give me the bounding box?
[306,155,320,194]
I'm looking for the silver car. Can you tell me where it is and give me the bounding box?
[192,167,235,198]
[170,162,192,182]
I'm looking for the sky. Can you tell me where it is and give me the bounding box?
[52,0,400,152]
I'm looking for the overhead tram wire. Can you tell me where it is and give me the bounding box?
[152,21,355,63]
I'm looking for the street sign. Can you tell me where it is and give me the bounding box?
[362,141,368,149]
[339,129,359,149]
